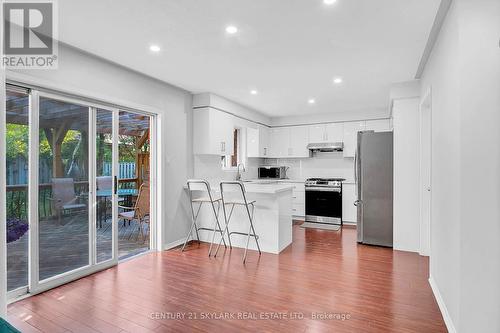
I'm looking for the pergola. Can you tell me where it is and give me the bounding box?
[6,93,150,182]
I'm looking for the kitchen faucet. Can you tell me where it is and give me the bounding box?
[236,163,246,181]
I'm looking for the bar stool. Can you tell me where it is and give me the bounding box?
[181,179,229,256]
[214,181,261,263]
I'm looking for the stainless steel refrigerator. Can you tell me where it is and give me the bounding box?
[355,131,393,247]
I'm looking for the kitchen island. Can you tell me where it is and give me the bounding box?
[184,182,294,254]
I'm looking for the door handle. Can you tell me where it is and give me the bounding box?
[354,200,361,206]
[114,176,118,194]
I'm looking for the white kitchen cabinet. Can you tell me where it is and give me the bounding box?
[308,124,326,143]
[246,127,259,157]
[342,183,357,224]
[288,126,309,157]
[308,123,343,143]
[247,125,271,158]
[269,126,309,158]
[259,126,270,157]
[269,127,289,157]
[325,123,344,142]
[365,119,391,132]
[283,182,305,217]
[343,121,365,158]
[193,107,234,156]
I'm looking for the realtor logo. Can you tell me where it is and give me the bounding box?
[2,0,58,68]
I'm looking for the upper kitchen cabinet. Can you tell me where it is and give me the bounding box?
[269,126,309,158]
[269,127,289,157]
[308,123,343,143]
[288,126,309,157]
[365,119,392,132]
[247,125,270,158]
[193,107,234,156]
[308,124,327,143]
[325,123,344,142]
[343,121,366,158]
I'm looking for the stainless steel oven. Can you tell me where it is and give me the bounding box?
[305,178,344,225]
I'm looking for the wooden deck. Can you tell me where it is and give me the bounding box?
[8,223,447,332]
[7,214,149,291]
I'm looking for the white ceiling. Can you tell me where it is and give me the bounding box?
[58,0,440,117]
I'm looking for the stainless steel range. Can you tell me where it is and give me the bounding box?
[305,178,345,225]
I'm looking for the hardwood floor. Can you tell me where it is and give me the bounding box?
[8,223,447,333]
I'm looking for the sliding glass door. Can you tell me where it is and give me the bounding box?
[6,86,30,293]
[38,96,91,280]
[95,108,117,263]
[5,84,155,298]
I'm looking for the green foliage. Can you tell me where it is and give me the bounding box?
[6,124,28,160]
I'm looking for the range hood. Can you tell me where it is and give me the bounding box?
[307,142,344,152]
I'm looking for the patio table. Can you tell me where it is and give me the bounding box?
[96,189,138,228]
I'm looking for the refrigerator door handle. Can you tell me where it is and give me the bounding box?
[354,150,357,184]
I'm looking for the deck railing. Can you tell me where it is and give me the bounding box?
[6,178,138,220]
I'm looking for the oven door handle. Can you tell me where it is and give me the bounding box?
[305,187,341,192]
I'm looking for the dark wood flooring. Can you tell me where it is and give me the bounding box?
[7,223,447,333]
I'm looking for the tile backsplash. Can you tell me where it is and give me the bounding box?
[263,152,355,181]
[194,152,354,183]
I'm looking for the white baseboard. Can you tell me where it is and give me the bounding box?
[428,276,457,333]
[163,238,188,250]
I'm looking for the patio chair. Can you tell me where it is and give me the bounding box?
[96,176,112,191]
[49,178,87,224]
[118,182,150,241]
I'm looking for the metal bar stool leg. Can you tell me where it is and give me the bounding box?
[215,201,230,248]
[242,219,253,264]
[208,200,227,256]
[249,203,261,255]
[214,203,235,257]
[181,202,202,252]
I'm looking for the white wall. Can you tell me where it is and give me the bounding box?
[421,2,462,329]
[392,98,421,252]
[420,0,500,332]
[456,0,500,332]
[8,43,194,250]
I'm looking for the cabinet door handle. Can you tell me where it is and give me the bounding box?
[264,147,267,156]
[221,142,225,153]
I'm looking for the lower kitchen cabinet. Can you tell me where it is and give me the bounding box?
[283,182,305,218]
[342,183,357,224]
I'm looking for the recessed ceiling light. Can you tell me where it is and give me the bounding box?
[149,44,161,52]
[308,98,316,104]
[333,77,343,84]
[250,90,258,95]
[323,0,337,5]
[225,25,238,34]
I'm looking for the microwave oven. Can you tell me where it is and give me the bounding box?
[258,166,288,179]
